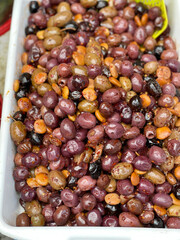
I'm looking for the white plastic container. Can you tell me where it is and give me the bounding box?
[0,0,180,239]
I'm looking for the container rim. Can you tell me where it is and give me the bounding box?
[0,0,180,239]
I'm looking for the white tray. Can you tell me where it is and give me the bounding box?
[0,0,180,239]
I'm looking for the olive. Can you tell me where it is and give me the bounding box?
[89,160,101,179]
[96,1,108,10]
[69,91,82,101]
[102,66,111,78]
[146,138,163,148]
[29,1,39,13]
[13,111,26,122]
[133,60,145,67]
[150,216,165,228]
[173,185,180,200]
[146,79,162,99]
[101,47,108,58]
[72,75,89,91]
[10,121,27,144]
[105,204,120,216]
[31,214,45,226]
[154,45,164,59]
[28,131,43,145]
[16,213,30,226]
[129,95,142,111]
[143,75,155,82]
[67,176,78,189]
[19,73,31,88]
[65,21,78,33]
[15,88,28,100]
[25,25,37,36]
[135,2,147,16]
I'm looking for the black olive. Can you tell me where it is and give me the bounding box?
[133,60,145,67]
[67,176,78,188]
[145,111,154,122]
[89,160,101,179]
[46,7,56,16]
[13,111,26,122]
[129,95,142,111]
[143,75,155,82]
[105,204,120,216]
[15,88,28,101]
[102,66,111,77]
[101,46,107,58]
[135,2,147,16]
[72,75,89,91]
[146,79,162,99]
[119,43,127,49]
[69,91,82,101]
[25,25,37,36]
[173,185,180,200]
[176,89,180,98]
[78,22,91,32]
[144,50,155,55]
[19,73,31,88]
[28,131,43,145]
[150,216,165,228]
[154,45,164,59]
[96,1,108,10]
[65,21,78,33]
[146,138,163,148]
[29,1,39,13]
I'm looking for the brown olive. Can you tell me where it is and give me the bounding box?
[10,121,27,144]
[127,198,143,215]
[16,213,30,227]
[153,108,172,127]
[80,0,97,8]
[111,163,133,180]
[48,170,66,190]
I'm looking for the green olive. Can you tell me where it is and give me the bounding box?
[53,11,72,28]
[47,16,55,28]
[57,2,71,13]
[25,200,42,217]
[94,75,112,92]
[78,100,98,113]
[37,83,52,96]
[31,214,45,226]
[44,27,61,38]
[85,53,101,66]
[99,6,118,19]
[48,66,58,85]
[43,35,62,50]
[71,66,88,76]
